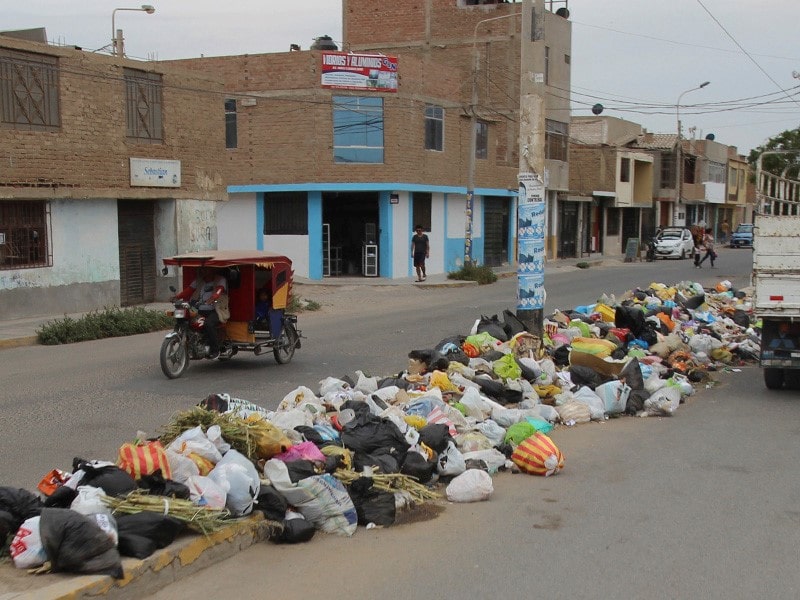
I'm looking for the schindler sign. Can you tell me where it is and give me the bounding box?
[321,52,398,92]
[130,158,181,188]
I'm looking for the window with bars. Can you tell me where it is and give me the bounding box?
[424,104,443,151]
[225,98,237,149]
[124,68,163,141]
[263,192,308,235]
[0,201,50,268]
[0,49,60,131]
[545,119,568,161]
[660,153,675,188]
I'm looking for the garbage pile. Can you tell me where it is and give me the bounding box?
[0,279,759,581]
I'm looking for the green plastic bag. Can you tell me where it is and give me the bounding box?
[466,332,500,352]
[493,353,522,381]
[505,421,537,445]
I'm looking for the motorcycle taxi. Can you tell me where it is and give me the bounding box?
[159,250,301,379]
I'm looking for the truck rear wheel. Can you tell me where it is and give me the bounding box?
[764,368,785,390]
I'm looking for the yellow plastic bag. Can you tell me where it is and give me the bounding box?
[430,370,459,392]
[593,303,616,323]
[571,337,618,358]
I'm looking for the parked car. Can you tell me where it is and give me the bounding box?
[729,223,754,248]
[653,227,695,259]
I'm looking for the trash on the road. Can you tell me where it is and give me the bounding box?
[1,278,761,581]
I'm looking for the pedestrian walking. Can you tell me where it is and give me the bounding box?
[697,228,716,268]
[411,225,429,282]
[721,219,730,244]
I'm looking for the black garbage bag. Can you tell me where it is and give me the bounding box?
[284,460,318,483]
[116,512,185,559]
[481,350,505,362]
[137,470,190,500]
[274,517,316,544]
[418,423,451,454]
[0,487,42,533]
[351,490,396,527]
[619,358,645,390]
[377,376,409,390]
[294,425,327,447]
[353,449,400,474]
[39,508,123,579]
[639,323,659,347]
[626,389,649,414]
[341,418,410,456]
[679,292,706,310]
[400,452,436,484]
[434,336,469,365]
[0,509,16,543]
[341,399,373,421]
[42,485,77,508]
[732,309,751,329]
[73,459,136,497]
[474,376,523,405]
[477,315,509,342]
[615,305,647,338]
[502,309,527,337]
[254,484,288,522]
[199,393,230,413]
[408,349,449,373]
[552,345,571,367]
[569,365,611,390]
[515,357,539,382]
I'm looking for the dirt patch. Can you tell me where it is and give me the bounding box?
[394,501,447,525]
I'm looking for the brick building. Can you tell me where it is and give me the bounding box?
[0,34,227,319]
[166,0,573,279]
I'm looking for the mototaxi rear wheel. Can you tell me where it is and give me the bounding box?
[160,335,189,379]
[273,322,298,364]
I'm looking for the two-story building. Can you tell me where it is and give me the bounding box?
[0,33,227,319]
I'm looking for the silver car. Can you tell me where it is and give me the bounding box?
[654,227,694,259]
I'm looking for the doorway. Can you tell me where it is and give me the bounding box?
[118,200,156,305]
[322,192,379,276]
[558,201,578,258]
[483,197,510,266]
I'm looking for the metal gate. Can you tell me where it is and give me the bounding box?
[483,197,509,267]
[558,201,578,258]
[621,207,641,254]
[118,201,156,306]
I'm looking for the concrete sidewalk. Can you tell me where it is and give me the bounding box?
[0,255,617,350]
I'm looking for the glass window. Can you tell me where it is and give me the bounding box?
[475,120,488,159]
[0,49,60,131]
[225,99,237,149]
[263,192,308,235]
[333,96,384,163]
[606,208,620,236]
[124,68,163,141]
[620,157,630,182]
[708,160,725,184]
[660,153,675,188]
[413,192,432,231]
[424,104,444,151]
[545,119,568,161]
[0,201,50,268]
[544,46,550,86]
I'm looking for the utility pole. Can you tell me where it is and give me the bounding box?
[516,0,546,341]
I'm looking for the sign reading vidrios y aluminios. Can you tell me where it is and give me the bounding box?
[321,52,398,92]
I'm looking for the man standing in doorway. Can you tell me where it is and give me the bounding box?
[411,225,429,282]
[720,219,730,245]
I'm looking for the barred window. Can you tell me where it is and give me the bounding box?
[660,153,675,189]
[0,49,60,131]
[545,119,568,162]
[424,104,443,151]
[124,68,163,141]
[225,98,237,149]
[475,120,488,159]
[0,201,51,269]
[264,192,308,235]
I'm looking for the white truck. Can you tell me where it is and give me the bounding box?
[753,211,800,389]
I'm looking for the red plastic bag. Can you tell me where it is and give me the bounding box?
[117,440,172,481]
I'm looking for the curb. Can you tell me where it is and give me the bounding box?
[0,336,38,350]
[5,516,272,600]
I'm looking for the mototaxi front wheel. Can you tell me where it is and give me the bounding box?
[273,323,298,364]
[160,336,189,379]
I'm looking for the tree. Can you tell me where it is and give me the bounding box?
[747,126,800,177]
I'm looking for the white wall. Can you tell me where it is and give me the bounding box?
[391,191,412,278]
[218,193,257,249]
[265,236,309,277]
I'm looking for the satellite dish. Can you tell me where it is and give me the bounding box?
[556,7,570,18]
[705,133,715,141]
[591,103,604,115]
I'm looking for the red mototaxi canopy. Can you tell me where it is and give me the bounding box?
[162,250,292,269]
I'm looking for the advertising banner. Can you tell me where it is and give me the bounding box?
[517,173,546,310]
[321,52,398,92]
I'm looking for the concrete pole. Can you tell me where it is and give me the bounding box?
[515,0,545,340]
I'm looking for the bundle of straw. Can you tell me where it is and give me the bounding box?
[334,469,441,503]
[102,490,232,534]
[159,407,281,460]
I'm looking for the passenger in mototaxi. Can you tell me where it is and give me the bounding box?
[253,272,273,333]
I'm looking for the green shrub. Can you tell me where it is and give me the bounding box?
[447,262,498,285]
[287,296,321,312]
[37,307,173,345]
[576,262,590,269]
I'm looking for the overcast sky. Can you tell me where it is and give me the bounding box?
[4,0,798,155]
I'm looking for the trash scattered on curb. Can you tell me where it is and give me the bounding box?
[1,279,759,582]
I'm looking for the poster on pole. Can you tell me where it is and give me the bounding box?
[517,172,546,311]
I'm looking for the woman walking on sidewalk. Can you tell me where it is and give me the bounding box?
[697,227,717,268]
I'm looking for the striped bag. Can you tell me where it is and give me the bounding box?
[511,432,564,477]
[117,440,172,481]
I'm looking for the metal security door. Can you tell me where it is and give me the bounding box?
[118,200,156,306]
[483,197,509,267]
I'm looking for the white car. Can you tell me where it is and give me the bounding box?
[653,227,694,259]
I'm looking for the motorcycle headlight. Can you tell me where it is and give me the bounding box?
[173,308,186,318]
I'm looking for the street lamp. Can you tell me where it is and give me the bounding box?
[674,81,710,225]
[112,5,155,57]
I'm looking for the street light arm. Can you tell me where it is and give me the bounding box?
[673,81,710,225]
[111,5,156,56]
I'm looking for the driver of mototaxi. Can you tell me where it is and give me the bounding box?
[174,267,227,359]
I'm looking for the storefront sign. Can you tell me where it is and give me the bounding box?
[321,52,398,92]
[130,158,181,188]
